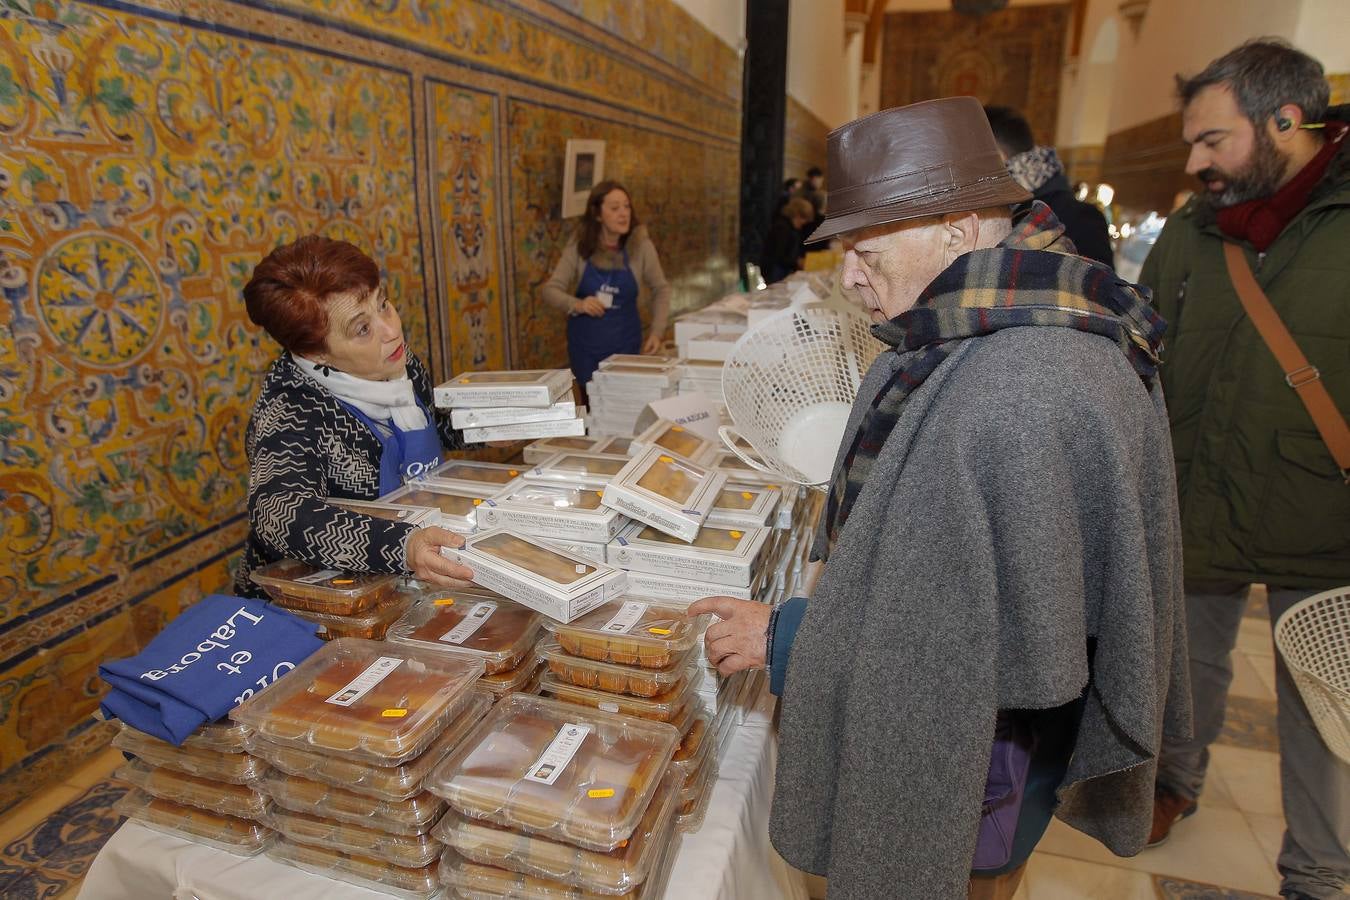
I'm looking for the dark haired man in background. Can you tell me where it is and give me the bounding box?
[1139,38,1349,900]
[984,105,1114,267]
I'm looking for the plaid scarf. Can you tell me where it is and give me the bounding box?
[824,202,1166,550]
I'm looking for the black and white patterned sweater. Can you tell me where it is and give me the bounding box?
[233,351,463,598]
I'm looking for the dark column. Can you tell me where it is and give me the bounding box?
[739,0,789,283]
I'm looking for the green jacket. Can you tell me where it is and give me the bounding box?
[1139,112,1350,589]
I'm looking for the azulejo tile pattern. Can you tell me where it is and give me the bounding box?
[784,96,829,185]
[0,0,743,813]
[0,778,126,899]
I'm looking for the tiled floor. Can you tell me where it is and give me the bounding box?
[0,594,1297,900]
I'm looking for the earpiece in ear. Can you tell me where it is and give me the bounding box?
[1278,117,1294,132]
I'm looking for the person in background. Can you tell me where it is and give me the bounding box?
[984,106,1115,268]
[692,97,1188,899]
[797,166,829,251]
[1138,39,1349,900]
[541,180,672,391]
[236,235,475,597]
[759,196,815,283]
[779,176,803,210]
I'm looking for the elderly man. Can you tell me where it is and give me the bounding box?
[691,97,1190,899]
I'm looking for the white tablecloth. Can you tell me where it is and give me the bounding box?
[80,718,806,900]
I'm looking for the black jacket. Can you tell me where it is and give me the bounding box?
[1036,174,1114,269]
[760,214,804,283]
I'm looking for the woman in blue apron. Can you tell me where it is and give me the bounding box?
[236,234,475,598]
[541,181,673,394]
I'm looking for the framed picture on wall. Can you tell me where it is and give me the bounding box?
[562,139,605,218]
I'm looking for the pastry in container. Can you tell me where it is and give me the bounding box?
[538,638,695,699]
[630,419,716,465]
[115,789,273,856]
[267,836,442,900]
[476,657,547,703]
[282,590,415,640]
[246,693,491,802]
[260,770,445,835]
[181,718,252,754]
[546,600,706,669]
[536,669,701,724]
[427,694,678,852]
[433,770,680,895]
[522,452,632,489]
[112,726,268,784]
[248,559,399,616]
[669,706,712,780]
[676,755,718,833]
[114,759,271,819]
[266,806,444,868]
[381,482,496,534]
[426,458,527,491]
[388,594,543,675]
[600,447,727,543]
[229,637,484,766]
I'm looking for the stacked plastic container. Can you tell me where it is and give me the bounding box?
[249,559,416,642]
[111,718,274,856]
[428,693,685,898]
[535,600,718,832]
[229,638,486,899]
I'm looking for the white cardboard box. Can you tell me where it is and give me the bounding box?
[704,482,780,529]
[599,354,679,369]
[600,446,727,543]
[441,528,628,623]
[537,537,608,565]
[475,482,628,544]
[628,419,717,465]
[684,332,740,362]
[434,369,572,409]
[450,401,577,429]
[462,417,584,444]
[523,435,619,464]
[424,459,527,494]
[607,519,770,588]
[380,481,506,533]
[521,451,633,489]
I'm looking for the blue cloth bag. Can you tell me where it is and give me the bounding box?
[99,594,324,746]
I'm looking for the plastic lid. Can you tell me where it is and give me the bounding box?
[432,769,680,895]
[182,718,253,754]
[261,770,446,834]
[604,437,634,454]
[112,727,269,784]
[281,591,415,641]
[499,483,607,513]
[628,522,749,551]
[245,693,492,802]
[382,484,489,529]
[229,637,485,766]
[538,638,696,699]
[426,694,679,852]
[113,759,271,819]
[388,595,543,675]
[670,709,713,778]
[632,454,706,505]
[642,422,711,460]
[115,790,273,855]
[429,460,523,484]
[470,532,600,586]
[266,806,443,869]
[676,758,718,834]
[529,454,629,481]
[267,836,442,899]
[536,669,701,724]
[546,600,706,669]
[476,658,546,700]
[712,486,763,511]
[249,559,399,616]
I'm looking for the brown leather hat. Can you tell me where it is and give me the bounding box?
[807,96,1031,244]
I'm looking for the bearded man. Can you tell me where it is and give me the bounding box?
[1138,39,1350,900]
[692,97,1190,898]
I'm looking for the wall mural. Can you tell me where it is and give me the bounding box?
[0,0,740,809]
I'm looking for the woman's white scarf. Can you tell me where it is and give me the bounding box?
[294,354,428,432]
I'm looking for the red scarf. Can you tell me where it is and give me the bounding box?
[1217,121,1347,252]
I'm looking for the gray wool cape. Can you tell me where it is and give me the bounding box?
[769,325,1192,898]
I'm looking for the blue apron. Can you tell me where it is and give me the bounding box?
[337,398,442,495]
[567,250,642,390]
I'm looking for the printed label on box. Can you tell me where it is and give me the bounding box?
[523,723,593,785]
[439,602,497,645]
[293,568,343,586]
[324,657,404,707]
[602,601,649,635]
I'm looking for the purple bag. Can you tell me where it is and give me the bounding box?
[972,712,1037,871]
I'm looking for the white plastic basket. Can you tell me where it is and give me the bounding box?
[1273,586,1350,765]
[719,299,886,489]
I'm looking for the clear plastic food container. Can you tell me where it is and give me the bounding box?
[115,789,273,856]
[246,693,492,802]
[113,759,271,819]
[266,806,444,868]
[670,708,712,780]
[229,637,485,766]
[279,590,415,640]
[260,770,446,835]
[536,670,702,724]
[382,482,496,533]
[267,836,443,900]
[112,727,268,784]
[522,453,632,488]
[427,459,526,489]
[676,757,718,833]
[182,718,253,754]
[249,559,399,616]
[539,638,696,699]
[476,658,547,702]
[433,770,680,895]
[546,601,706,669]
[438,833,680,900]
[388,595,543,675]
[427,694,679,852]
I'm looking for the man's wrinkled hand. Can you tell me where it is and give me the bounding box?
[688,595,771,676]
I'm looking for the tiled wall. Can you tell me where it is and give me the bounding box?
[0,0,741,810]
[783,96,830,191]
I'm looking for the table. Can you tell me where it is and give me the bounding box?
[80,717,807,900]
